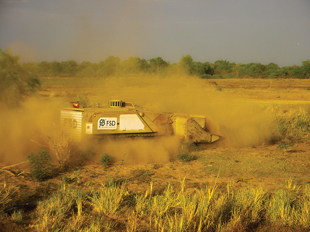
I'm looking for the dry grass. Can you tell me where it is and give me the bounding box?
[1,179,305,231]
[265,104,310,142]
[47,132,74,169]
[0,181,15,212]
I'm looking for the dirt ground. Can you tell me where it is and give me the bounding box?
[1,77,310,195]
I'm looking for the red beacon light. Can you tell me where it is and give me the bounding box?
[71,102,80,108]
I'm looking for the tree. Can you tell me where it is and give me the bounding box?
[202,62,214,76]
[149,57,168,74]
[213,60,236,75]
[101,56,120,77]
[37,61,51,77]
[60,60,79,77]
[231,63,241,77]
[265,63,279,78]
[77,61,98,77]
[301,60,310,78]
[194,62,214,78]
[120,57,150,75]
[240,63,265,78]
[0,48,40,107]
[277,66,294,78]
[178,55,196,75]
[97,56,121,77]
[50,61,62,77]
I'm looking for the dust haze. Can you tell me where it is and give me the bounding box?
[0,75,275,165]
[71,75,274,148]
[0,98,65,164]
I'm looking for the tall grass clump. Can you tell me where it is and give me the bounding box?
[29,180,310,231]
[175,152,197,162]
[33,182,85,231]
[266,105,310,142]
[32,181,126,231]
[99,153,112,167]
[219,186,267,231]
[0,182,15,213]
[267,180,310,228]
[89,183,128,215]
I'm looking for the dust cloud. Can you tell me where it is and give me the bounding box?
[83,75,274,148]
[0,75,275,165]
[0,98,65,164]
[82,136,181,165]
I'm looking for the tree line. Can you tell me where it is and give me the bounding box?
[1,47,309,107]
[24,54,310,79]
[2,48,310,80]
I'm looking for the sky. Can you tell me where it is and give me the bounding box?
[0,0,309,67]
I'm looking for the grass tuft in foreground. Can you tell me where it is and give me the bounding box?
[100,153,112,167]
[175,152,197,162]
[1,179,308,231]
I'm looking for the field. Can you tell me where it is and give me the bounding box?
[1,77,310,231]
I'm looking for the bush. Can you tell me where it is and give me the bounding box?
[28,149,56,181]
[100,153,112,167]
[175,152,197,162]
[47,133,73,169]
[179,141,202,152]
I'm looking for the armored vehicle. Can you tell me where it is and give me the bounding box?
[61,100,221,143]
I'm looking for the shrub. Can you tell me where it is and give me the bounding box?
[47,133,73,169]
[179,141,202,152]
[175,152,197,162]
[28,149,55,181]
[100,153,112,167]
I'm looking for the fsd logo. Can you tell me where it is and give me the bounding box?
[98,117,117,130]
